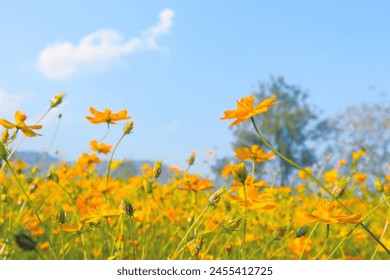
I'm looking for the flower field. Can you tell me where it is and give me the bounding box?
[0,93,389,260]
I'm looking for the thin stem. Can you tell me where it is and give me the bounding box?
[240,181,248,260]
[299,222,319,260]
[60,224,65,260]
[128,216,136,260]
[371,196,390,259]
[315,224,330,260]
[247,236,278,259]
[250,117,390,255]
[204,231,223,257]
[105,133,126,203]
[5,160,42,224]
[328,196,390,259]
[141,199,151,260]
[172,204,210,259]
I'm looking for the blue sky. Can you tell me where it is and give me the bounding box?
[0,1,389,170]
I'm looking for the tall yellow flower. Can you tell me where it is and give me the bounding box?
[235,144,274,162]
[220,95,279,127]
[86,107,131,125]
[0,111,42,137]
[296,200,361,225]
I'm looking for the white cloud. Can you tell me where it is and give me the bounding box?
[0,90,21,118]
[36,8,175,80]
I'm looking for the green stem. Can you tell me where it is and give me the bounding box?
[328,195,390,259]
[247,236,278,259]
[241,181,248,260]
[250,117,390,255]
[299,222,319,260]
[172,204,210,259]
[371,196,390,259]
[128,216,136,260]
[5,159,42,224]
[60,224,65,260]
[315,224,329,260]
[204,231,223,257]
[105,133,126,203]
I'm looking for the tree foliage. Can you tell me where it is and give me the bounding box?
[326,101,390,177]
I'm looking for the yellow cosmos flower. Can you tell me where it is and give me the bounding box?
[90,140,112,155]
[0,111,42,137]
[235,144,274,162]
[220,95,279,127]
[86,107,131,125]
[230,186,277,210]
[296,200,362,225]
[77,152,102,168]
[179,173,214,192]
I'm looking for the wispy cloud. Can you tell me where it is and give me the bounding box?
[36,8,174,80]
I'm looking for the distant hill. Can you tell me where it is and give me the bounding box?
[11,151,172,182]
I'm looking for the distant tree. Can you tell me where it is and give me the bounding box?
[232,76,330,185]
[326,101,390,177]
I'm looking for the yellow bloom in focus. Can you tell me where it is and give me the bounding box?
[90,140,112,155]
[86,107,131,125]
[353,173,367,184]
[235,144,274,162]
[296,200,362,225]
[220,95,279,127]
[0,111,42,137]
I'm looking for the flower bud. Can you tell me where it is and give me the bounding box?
[296,226,309,238]
[273,227,286,239]
[123,121,134,134]
[50,91,66,108]
[1,129,9,143]
[332,176,350,198]
[375,177,384,193]
[221,214,242,234]
[56,207,67,225]
[153,160,163,179]
[232,162,247,184]
[188,152,196,167]
[0,141,8,160]
[15,231,37,251]
[208,187,226,206]
[46,166,59,183]
[122,198,135,217]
